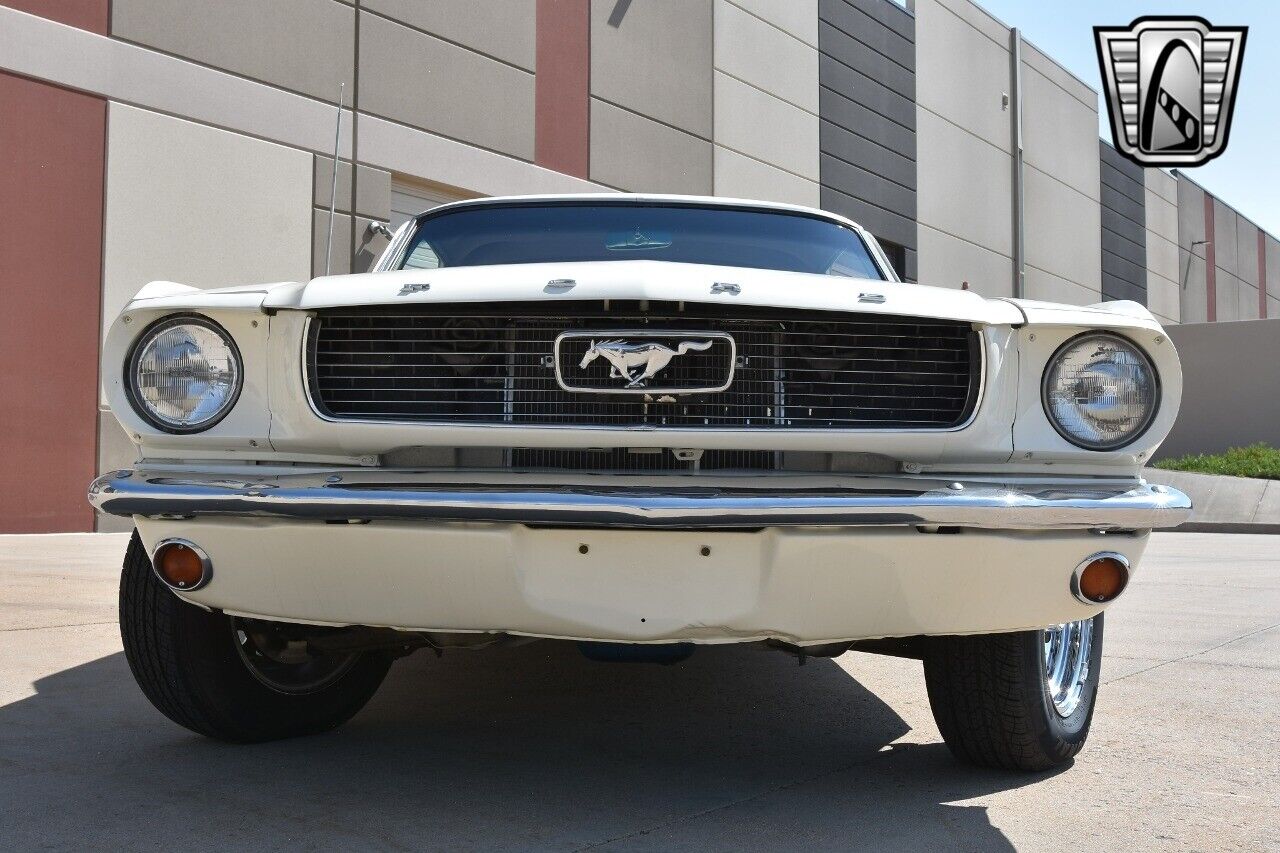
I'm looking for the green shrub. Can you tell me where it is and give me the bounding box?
[1153,443,1280,480]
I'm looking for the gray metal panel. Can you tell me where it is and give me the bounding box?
[1099,142,1146,304]
[818,53,915,130]
[820,186,916,250]
[818,89,914,155]
[836,0,913,42]
[817,24,914,101]
[820,120,915,189]
[817,0,913,68]
[818,0,916,275]
[820,154,915,220]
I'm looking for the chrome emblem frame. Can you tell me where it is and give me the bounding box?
[553,331,735,394]
[1095,16,1247,167]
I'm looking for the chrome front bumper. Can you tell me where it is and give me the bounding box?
[90,469,1192,531]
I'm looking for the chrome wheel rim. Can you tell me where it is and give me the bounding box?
[232,617,359,695]
[1042,618,1094,717]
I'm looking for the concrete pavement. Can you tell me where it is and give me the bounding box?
[1,532,1277,851]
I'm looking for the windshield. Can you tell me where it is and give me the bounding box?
[396,202,887,280]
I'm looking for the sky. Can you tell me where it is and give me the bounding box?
[974,0,1280,235]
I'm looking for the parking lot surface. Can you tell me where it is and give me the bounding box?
[1,532,1277,851]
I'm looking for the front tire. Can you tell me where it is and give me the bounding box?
[119,531,391,742]
[922,615,1103,771]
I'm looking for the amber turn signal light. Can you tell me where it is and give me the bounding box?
[152,540,211,590]
[1072,553,1129,604]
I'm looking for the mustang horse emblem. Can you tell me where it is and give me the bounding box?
[579,339,714,388]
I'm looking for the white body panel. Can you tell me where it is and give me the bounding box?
[134,517,1147,645]
[99,194,1187,641]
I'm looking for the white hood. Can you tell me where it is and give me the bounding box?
[262,260,1024,326]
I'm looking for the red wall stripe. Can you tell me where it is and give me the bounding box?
[1203,193,1216,322]
[0,72,105,532]
[535,0,590,178]
[1259,230,1267,319]
[0,0,108,33]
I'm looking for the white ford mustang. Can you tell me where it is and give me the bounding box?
[91,195,1190,769]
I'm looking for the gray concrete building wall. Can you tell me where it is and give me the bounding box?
[589,0,712,193]
[913,0,1012,294]
[1098,140,1146,305]
[1176,175,1210,324]
[818,0,916,279]
[1158,319,1280,459]
[714,0,820,207]
[1144,168,1180,325]
[1018,41,1102,305]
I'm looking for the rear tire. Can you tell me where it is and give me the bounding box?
[119,531,391,742]
[922,615,1103,771]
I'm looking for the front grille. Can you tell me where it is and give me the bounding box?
[307,302,980,429]
[510,448,775,472]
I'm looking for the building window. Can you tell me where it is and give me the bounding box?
[877,238,909,281]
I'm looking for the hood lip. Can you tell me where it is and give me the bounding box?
[268,260,1021,326]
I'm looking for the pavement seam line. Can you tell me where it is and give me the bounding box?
[0,620,117,633]
[1103,620,1280,685]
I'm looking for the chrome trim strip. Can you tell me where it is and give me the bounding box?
[300,317,989,434]
[1070,551,1130,604]
[150,537,213,591]
[552,330,736,395]
[92,470,1191,531]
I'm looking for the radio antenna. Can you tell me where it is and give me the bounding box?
[325,82,345,276]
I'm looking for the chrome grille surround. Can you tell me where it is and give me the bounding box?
[305,302,982,431]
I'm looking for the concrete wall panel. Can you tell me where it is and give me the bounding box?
[725,0,817,47]
[1,6,355,158]
[1236,220,1259,287]
[716,0,817,113]
[1159,319,1280,457]
[1267,236,1280,312]
[715,71,818,180]
[1211,199,1238,279]
[112,0,354,103]
[360,13,534,160]
[358,114,600,197]
[362,0,536,70]
[590,0,712,139]
[103,104,312,344]
[714,146,819,207]
[1024,165,1101,297]
[916,107,1011,257]
[913,0,1010,152]
[1176,175,1208,323]
[1021,65,1099,201]
[590,98,711,194]
[916,222,1012,294]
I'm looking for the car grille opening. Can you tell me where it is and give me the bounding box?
[307,301,980,430]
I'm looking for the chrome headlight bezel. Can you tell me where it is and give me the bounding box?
[125,313,244,434]
[1040,331,1161,451]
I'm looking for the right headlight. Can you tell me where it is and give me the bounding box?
[1041,332,1159,450]
[126,314,242,433]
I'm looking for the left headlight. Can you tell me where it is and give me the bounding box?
[1042,332,1159,450]
[126,314,242,433]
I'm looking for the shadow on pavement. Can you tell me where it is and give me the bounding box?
[0,641,1057,850]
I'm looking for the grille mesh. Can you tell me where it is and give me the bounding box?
[307,302,979,429]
